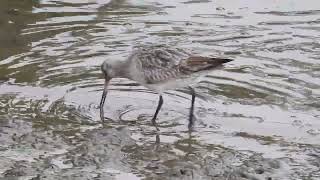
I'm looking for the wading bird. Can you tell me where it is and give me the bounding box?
[100,46,233,129]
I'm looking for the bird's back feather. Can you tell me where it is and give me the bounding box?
[129,46,233,84]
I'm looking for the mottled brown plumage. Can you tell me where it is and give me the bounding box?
[125,46,232,85]
[180,56,233,74]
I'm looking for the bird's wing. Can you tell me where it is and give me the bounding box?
[179,56,233,74]
[131,46,233,84]
[132,47,190,84]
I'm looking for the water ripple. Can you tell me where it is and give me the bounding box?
[1,0,320,179]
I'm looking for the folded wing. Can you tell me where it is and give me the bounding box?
[179,56,233,74]
[133,46,233,84]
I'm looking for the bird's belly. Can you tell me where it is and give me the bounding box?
[144,73,204,93]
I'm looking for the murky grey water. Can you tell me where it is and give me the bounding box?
[0,0,320,179]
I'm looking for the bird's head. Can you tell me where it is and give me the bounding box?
[100,60,114,121]
[101,60,116,80]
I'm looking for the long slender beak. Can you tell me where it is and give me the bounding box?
[100,78,110,121]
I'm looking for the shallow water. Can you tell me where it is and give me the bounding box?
[0,0,319,179]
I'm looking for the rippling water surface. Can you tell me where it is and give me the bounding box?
[0,0,319,179]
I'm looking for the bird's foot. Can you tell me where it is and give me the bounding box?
[151,118,160,131]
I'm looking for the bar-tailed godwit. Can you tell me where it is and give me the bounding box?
[100,45,233,129]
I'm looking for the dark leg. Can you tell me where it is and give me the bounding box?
[151,95,163,126]
[188,87,196,129]
[100,89,107,122]
[99,79,109,122]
